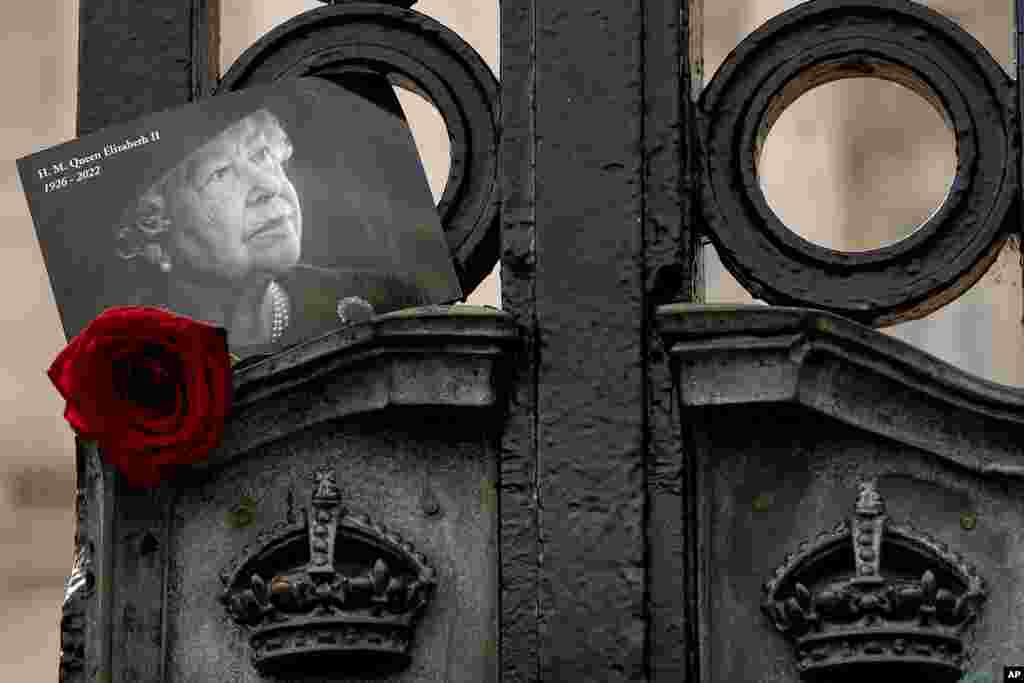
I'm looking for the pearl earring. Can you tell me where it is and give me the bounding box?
[144,243,172,273]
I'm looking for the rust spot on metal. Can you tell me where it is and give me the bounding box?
[960,512,977,531]
[227,495,257,529]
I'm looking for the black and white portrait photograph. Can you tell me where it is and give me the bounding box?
[17,76,462,357]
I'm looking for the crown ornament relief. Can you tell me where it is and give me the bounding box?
[220,468,436,676]
[762,481,986,682]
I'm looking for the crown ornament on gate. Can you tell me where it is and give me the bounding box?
[762,481,987,682]
[219,468,435,675]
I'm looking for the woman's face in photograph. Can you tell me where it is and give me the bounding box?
[165,114,302,285]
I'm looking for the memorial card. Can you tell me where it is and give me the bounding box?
[17,76,462,357]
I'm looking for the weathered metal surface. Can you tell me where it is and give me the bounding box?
[59,440,113,683]
[218,467,437,677]
[505,0,638,678]
[658,304,1024,682]
[71,8,209,680]
[205,306,518,460]
[498,0,703,680]
[534,1,647,679]
[658,304,1024,464]
[496,0,539,679]
[642,0,703,680]
[77,0,218,135]
[699,0,1018,326]
[762,481,987,682]
[65,308,518,683]
[217,2,500,297]
[109,480,174,683]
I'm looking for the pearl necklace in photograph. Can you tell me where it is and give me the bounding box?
[269,280,290,343]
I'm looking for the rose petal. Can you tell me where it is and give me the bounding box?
[121,347,188,436]
[67,337,130,437]
[47,334,86,401]
[49,306,232,489]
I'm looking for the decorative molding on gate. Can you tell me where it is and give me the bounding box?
[220,467,436,676]
[216,0,500,296]
[182,305,520,469]
[762,480,987,681]
[657,304,1024,476]
[698,0,1017,327]
[74,307,516,683]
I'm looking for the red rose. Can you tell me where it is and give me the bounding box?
[48,306,232,488]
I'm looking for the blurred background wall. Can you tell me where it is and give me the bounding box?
[0,1,1018,680]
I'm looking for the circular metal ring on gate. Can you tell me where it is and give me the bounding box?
[699,0,1017,326]
[218,1,500,296]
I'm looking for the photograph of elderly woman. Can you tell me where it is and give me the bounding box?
[17,77,462,357]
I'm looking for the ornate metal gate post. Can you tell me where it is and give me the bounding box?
[73,0,706,680]
[657,2,1022,682]
[69,2,514,682]
[499,0,702,681]
[62,308,520,683]
[69,0,1024,681]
